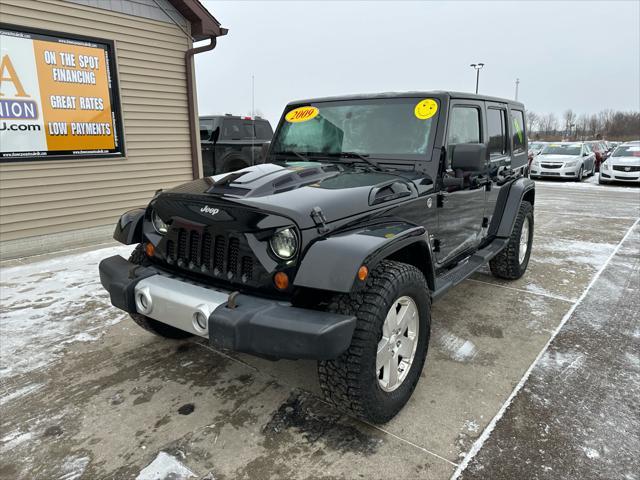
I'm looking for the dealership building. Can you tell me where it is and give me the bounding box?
[0,0,227,258]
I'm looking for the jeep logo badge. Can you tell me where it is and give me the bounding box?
[200,205,220,216]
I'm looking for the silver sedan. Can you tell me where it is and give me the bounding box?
[599,142,640,184]
[530,142,596,181]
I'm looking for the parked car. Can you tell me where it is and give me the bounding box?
[527,141,547,175]
[530,142,595,181]
[99,91,534,424]
[586,141,608,171]
[199,115,273,176]
[528,141,547,157]
[599,142,640,184]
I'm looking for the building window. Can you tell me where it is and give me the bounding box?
[0,26,124,161]
[511,110,526,154]
[487,108,508,157]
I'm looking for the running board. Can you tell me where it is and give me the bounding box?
[432,239,509,301]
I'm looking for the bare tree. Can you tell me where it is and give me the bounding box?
[526,111,539,133]
[562,109,576,138]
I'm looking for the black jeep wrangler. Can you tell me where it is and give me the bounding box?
[100,92,534,424]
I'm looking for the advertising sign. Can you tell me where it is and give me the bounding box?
[0,26,124,160]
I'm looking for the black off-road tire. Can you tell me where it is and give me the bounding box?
[128,245,193,340]
[317,260,431,424]
[490,201,534,280]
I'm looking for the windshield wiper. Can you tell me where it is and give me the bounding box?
[272,150,310,162]
[325,152,381,171]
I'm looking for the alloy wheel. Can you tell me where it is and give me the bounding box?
[376,296,419,392]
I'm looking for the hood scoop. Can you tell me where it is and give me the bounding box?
[369,181,413,205]
[206,163,341,198]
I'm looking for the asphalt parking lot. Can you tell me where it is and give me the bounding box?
[1,178,639,480]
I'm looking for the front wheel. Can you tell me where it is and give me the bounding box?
[490,201,534,280]
[574,165,584,182]
[317,261,430,424]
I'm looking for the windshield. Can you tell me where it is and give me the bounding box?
[612,145,640,157]
[271,98,438,160]
[530,143,544,150]
[541,144,581,156]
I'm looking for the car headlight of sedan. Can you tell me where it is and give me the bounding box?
[270,227,298,260]
[601,161,609,170]
[152,210,168,234]
[564,160,578,167]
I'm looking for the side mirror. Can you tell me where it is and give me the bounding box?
[260,142,271,163]
[450,143,487,172]
[582,152,588,156]
[211,126,220,144]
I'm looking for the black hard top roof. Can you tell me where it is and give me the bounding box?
[287,91,525,109]
[199,115,268,120]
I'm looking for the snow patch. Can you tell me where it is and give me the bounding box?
[0,382,44,406]
[582,447,600,459]
[535,238,614,269]
[0,430,33,453]
[136,451,196,480]
[59,455,90,480]
[435,330,477,362]
[0,245,133,378]
[464,420,480,434]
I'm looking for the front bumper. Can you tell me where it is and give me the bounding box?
[600,168,640,183]
[530,163,580,178]
[99,255,356,360]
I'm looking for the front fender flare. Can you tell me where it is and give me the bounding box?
[294,222,434,293]
[113,208,145,245]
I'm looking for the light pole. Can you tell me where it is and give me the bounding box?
[470,63,484,94]
[515,78,520,101]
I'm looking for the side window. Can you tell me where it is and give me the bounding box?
[487,108,508,157]
[511,110,526,154]
[448,107,481,145]
[222,119,243,139]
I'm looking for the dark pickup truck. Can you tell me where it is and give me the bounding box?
[199,115,273,176]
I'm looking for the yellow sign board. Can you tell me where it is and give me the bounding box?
[0,27,123,160]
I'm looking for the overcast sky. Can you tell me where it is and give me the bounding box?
[196,1,640,126]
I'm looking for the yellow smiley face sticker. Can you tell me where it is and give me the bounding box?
[414,99,438,120]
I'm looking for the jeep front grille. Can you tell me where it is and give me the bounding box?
[165,227,254,282]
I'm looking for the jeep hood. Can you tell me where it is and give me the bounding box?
[163,162,424,229]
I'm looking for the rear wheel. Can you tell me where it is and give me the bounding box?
[490,201,534,280]
[317,261,430,424]
[128,245,193,340]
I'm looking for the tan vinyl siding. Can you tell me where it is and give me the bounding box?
[0,0,197,243]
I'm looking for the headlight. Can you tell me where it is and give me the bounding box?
[152,210,168,234]
[601,161,609,170]
[269,228,298,260]
[564,160,578,167]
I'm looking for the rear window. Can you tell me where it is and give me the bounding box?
[254,121,273,140]
[511,110,526,154]
[221,118,273,140]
